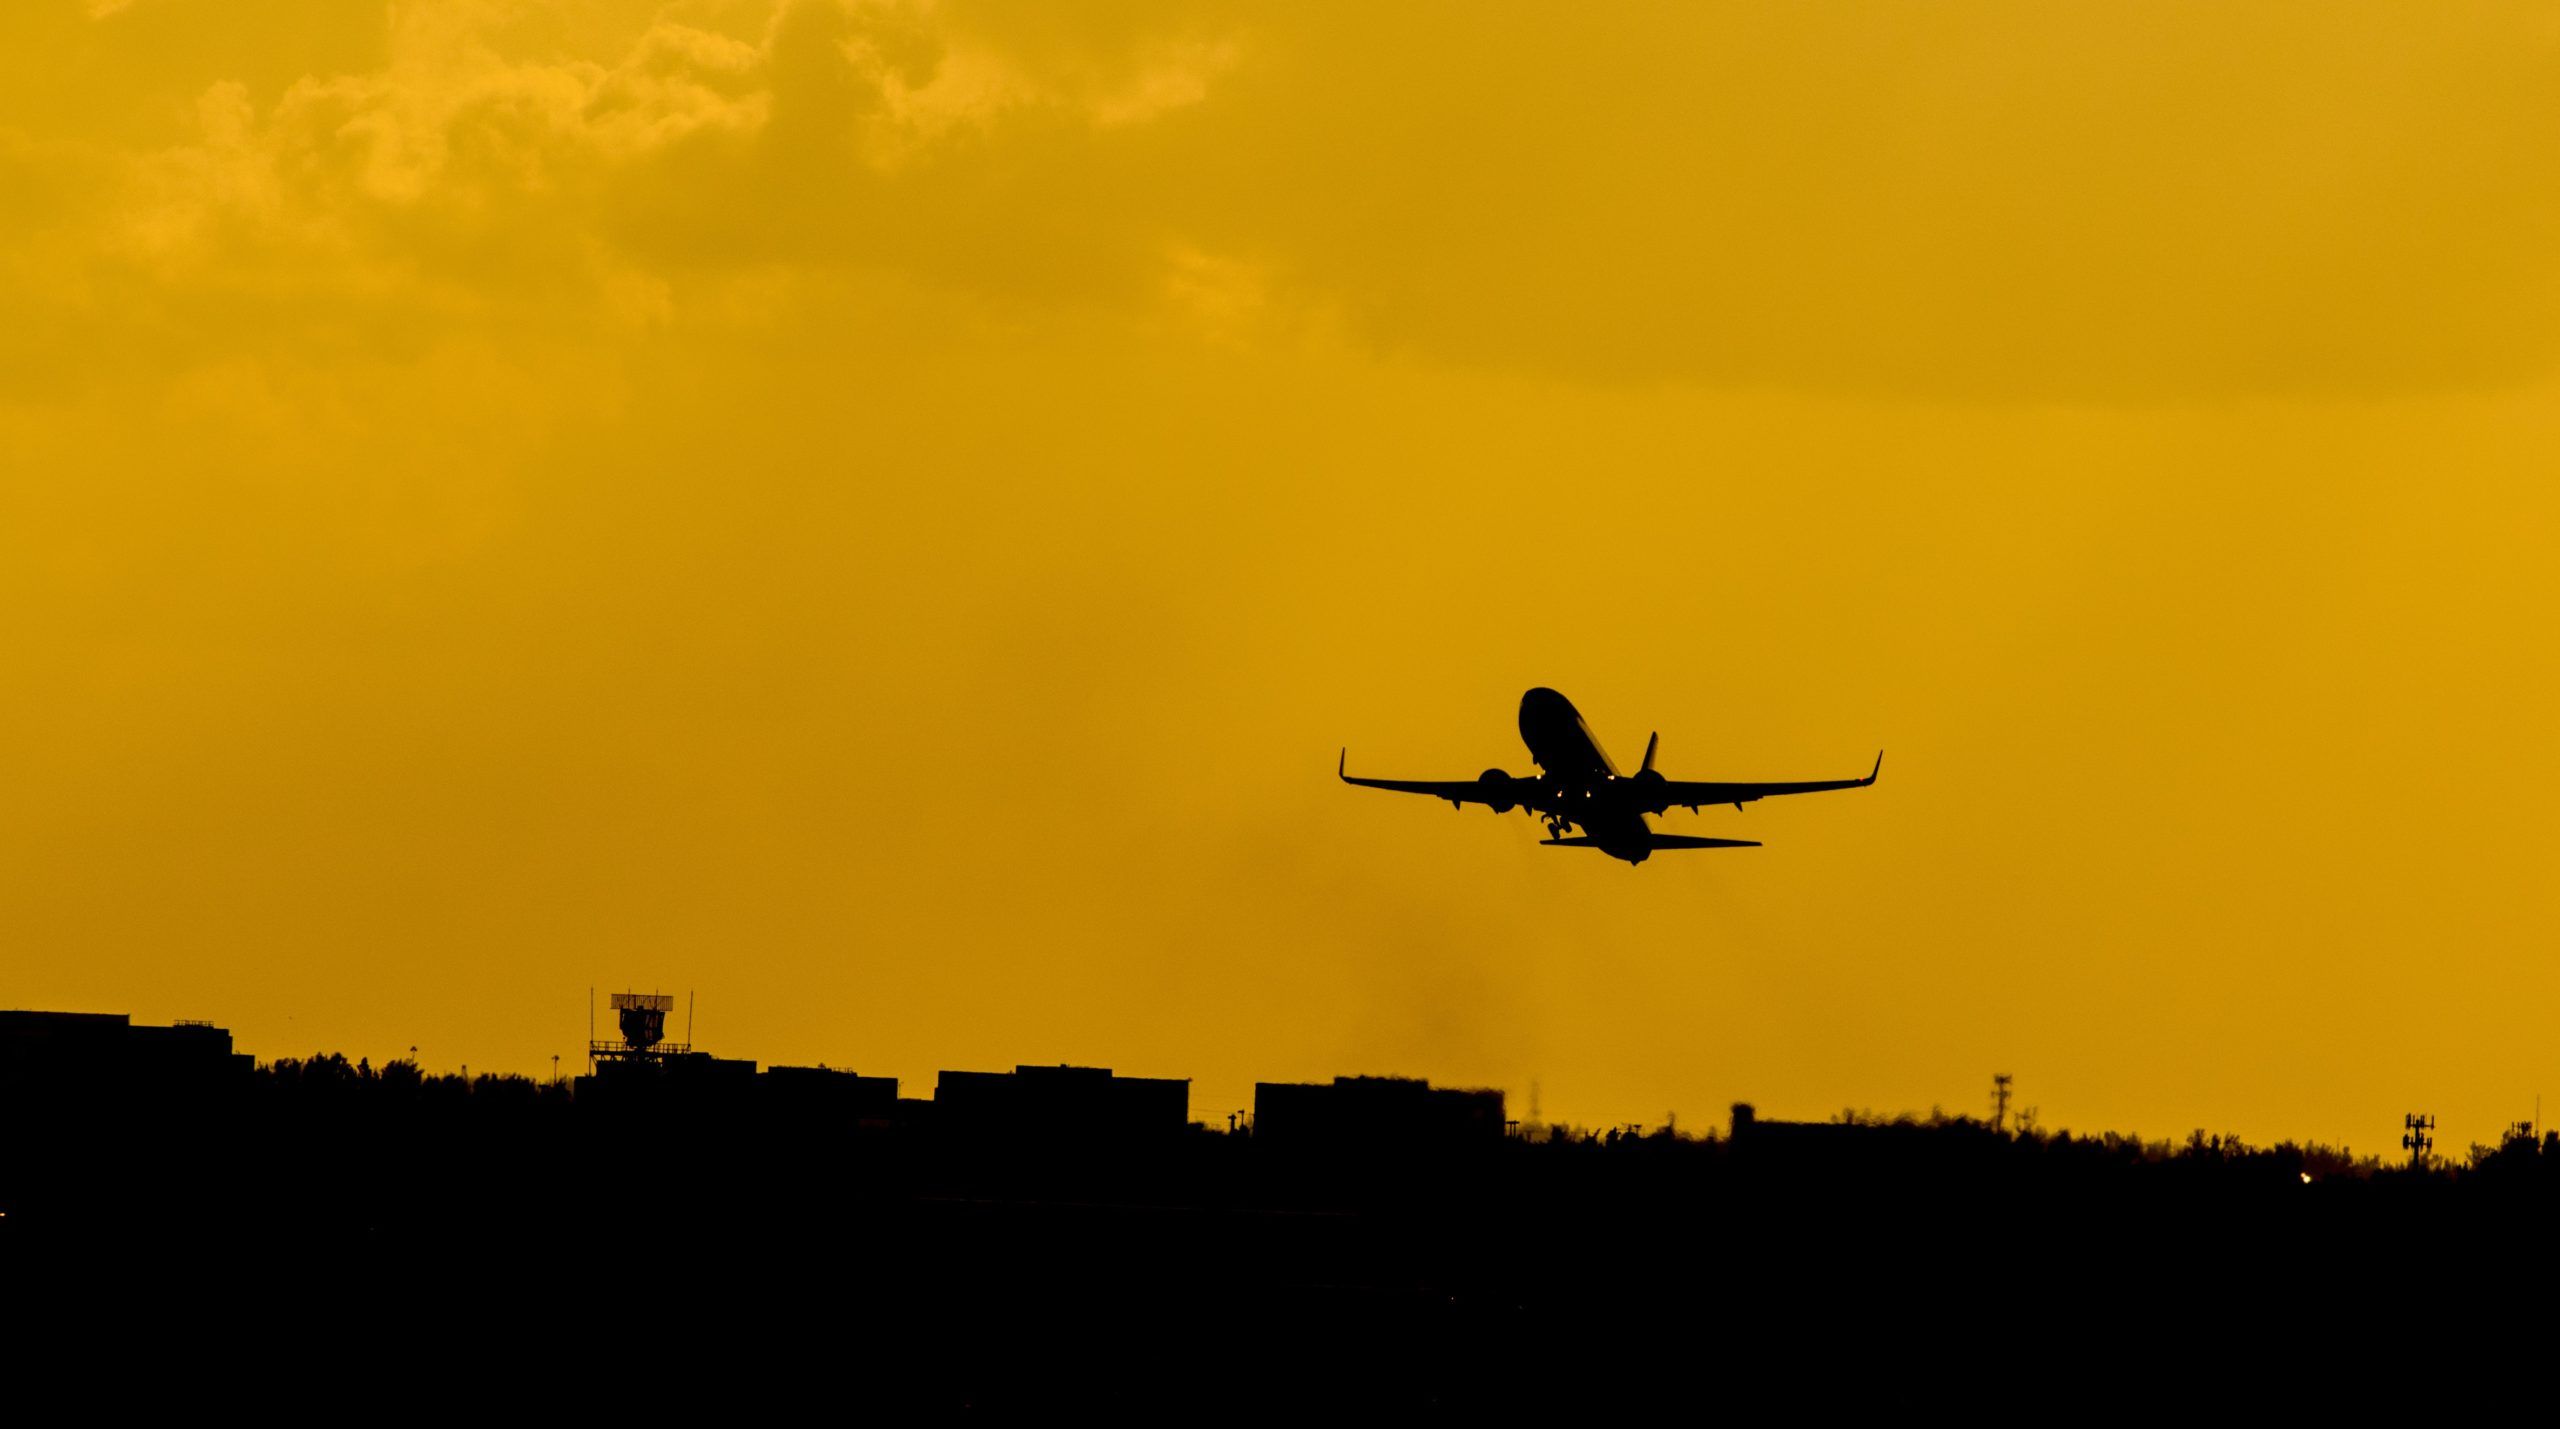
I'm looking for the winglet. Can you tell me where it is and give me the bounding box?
[1338,747,1348,781]
[1867,751,1883,785]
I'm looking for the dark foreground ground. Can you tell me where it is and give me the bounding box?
[7,1076,2553,1413]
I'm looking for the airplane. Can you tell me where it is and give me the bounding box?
[1339,687,1879,865]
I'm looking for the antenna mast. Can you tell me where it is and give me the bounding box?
[2402,1112,2436,1167]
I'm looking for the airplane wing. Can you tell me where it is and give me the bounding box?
[1545,833,1761,850]
[1639,753,1882,813]
[1337,750,1520,809]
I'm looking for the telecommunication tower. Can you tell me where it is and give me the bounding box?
[2401,1112,2435,1166]
[1990,1073,2013,1134]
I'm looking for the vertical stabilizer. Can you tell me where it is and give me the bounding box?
[1640,732,1659,774]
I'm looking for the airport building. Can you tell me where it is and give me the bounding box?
[0,1010,252,1095]
[1252,1075,1506,1150]
[762,1064,900,1123]
[933,1064,1192,1137]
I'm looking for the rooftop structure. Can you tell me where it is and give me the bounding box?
[591,991,690,1070]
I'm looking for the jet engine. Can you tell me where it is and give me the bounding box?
[1477,769,1519,814]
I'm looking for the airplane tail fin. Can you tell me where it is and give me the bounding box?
[1542,833,1759,850]
[1640,732,1659,774]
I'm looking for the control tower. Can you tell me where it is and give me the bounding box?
[590,991,688,1071]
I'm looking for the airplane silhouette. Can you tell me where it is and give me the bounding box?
[1340,687,1879,865]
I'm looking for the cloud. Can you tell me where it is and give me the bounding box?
[14,0,2560,408]
[1171,1,2560,399]
[4,0,1254,371]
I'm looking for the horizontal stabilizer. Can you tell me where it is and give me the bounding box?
[1541,834,1761,850]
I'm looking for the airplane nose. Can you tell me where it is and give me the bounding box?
[1519,687,1571,719]
[1518,687,1582,754]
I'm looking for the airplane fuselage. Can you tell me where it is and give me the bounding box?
[1517,687,1662,864]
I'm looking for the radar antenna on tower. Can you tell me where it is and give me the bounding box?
[592,991,690,1069]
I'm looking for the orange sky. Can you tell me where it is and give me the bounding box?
[6,1,2559,1153]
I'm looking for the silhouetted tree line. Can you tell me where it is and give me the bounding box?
[1500,1102,2560,1183]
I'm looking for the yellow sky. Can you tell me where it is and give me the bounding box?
[6,1,2559,1151]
